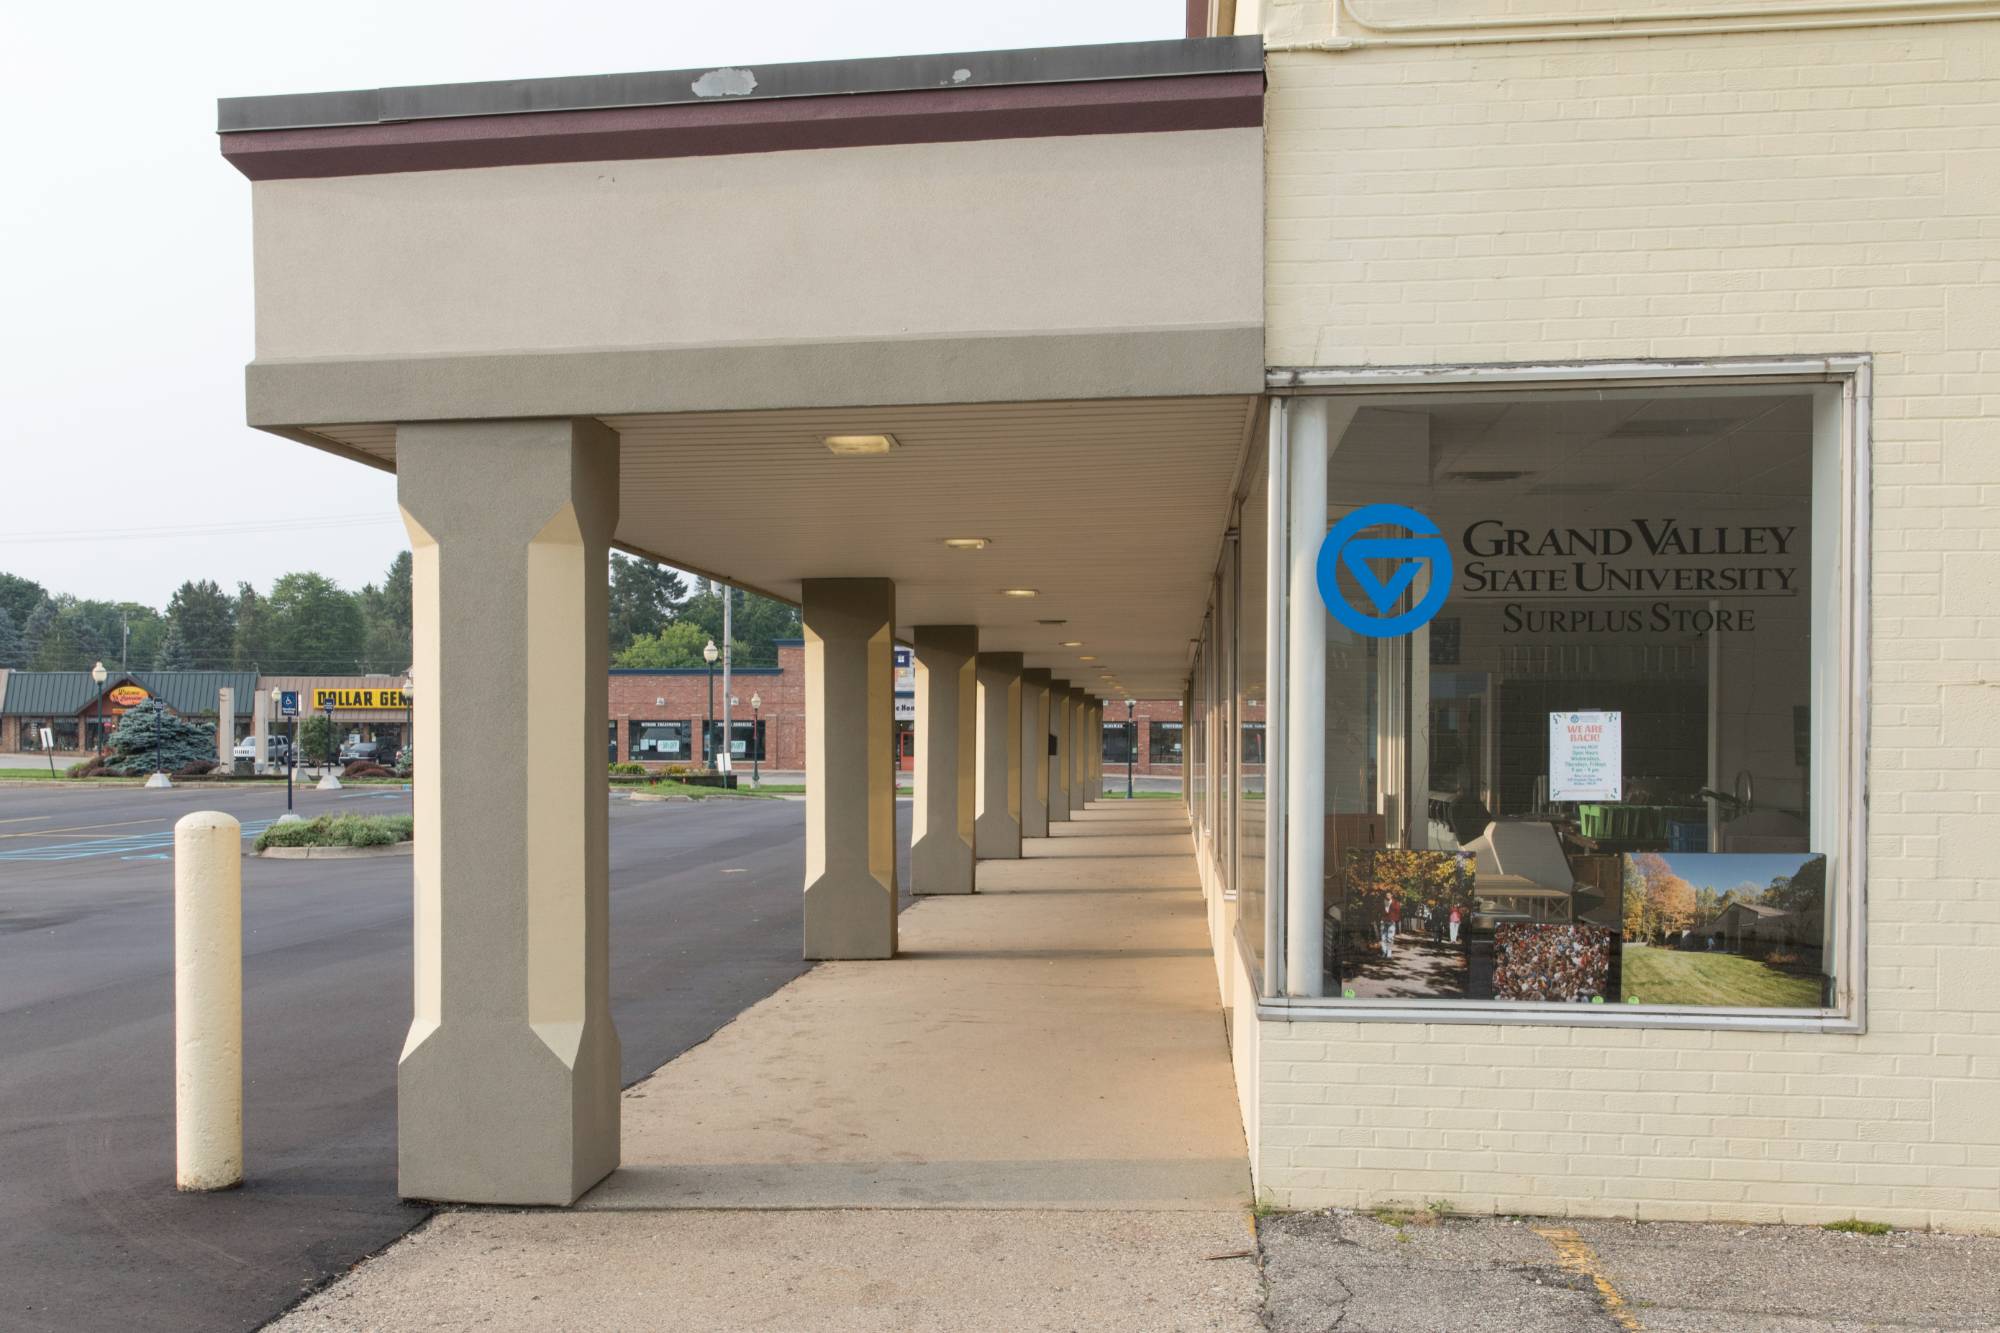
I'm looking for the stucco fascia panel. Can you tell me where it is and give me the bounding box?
[245,326,1266,429]
[248,129,1261,364]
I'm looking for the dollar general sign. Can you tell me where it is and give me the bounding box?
[312,687,410,710]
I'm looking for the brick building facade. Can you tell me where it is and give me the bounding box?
[608,640,804,769]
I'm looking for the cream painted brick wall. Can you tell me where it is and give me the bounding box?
[1259,18,2000,1231]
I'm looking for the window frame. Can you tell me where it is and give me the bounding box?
[1258,356,1871,1034]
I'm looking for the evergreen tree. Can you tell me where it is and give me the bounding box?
[0,574,48,632]
[22,601,54,665]
[165,579,236,669]
[358,552,414,673]
[28,597,106,670]
[608,554,688,655]
[0,607,24,668]
[153,624,195,671]
[231,583,272,671]
[100,699,215,775]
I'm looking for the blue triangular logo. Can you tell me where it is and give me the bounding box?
[1340,539,1426,613]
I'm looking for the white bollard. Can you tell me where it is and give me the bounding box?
[174,811,243,1191]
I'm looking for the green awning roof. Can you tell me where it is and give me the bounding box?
[0,671,260,717]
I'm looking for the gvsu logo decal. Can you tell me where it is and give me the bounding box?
[1316,503,1453,638]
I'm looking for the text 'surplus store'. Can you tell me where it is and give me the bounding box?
[1181,0,1999,1233]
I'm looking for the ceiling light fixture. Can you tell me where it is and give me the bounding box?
[1000,588,1038,598]
[1078,655,1097,662]
[1058,640,1083,648]
[823,433,897,456]
[942,537,989,550]
[1037,619,1067,626]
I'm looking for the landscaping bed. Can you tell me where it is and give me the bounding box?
[254,814,414,858]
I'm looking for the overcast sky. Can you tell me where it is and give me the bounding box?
[0,0,1174,609]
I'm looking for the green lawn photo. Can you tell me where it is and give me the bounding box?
[1621,945,1822,1008]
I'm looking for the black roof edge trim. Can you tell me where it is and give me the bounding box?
[220,36,1265,134]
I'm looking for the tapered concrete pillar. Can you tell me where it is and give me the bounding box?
[1019,669,1052,839]
[395,418,620,1206]
[1048,680,1073,822]
[1068,689,1090,816]
[975,652,1023,860]
[912,626,978,895]
[1086,700,1102,804]
[802,578,899,958]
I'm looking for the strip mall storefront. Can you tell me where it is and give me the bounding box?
[1175,0,1998,1233]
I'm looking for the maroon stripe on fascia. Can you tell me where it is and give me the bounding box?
[219,72,1264,181]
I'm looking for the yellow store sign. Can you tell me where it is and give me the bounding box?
[312,687,410,710]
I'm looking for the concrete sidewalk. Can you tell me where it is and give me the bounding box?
[276,800,1261,1330]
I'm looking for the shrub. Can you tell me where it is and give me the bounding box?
[96,699,215,775]
[609,761,647,776]
[176,759,218,777]
[66,758,102,778]
[342,761,394,778]
[254,813,414,851]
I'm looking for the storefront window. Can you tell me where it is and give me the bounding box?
[1313,384,1845,1013]
[1237,449,1270,968]
[1102,721,1134,766]
[18,718,80,752]
[702,719,766,763]
[630,720,692,761]
[1149,721,1183,765]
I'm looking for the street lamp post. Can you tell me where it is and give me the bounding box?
[703,638,719,771]
[1126,698,1136,800]
[90,661,107,760]
[749,692,762,788]
[153,696,164,776]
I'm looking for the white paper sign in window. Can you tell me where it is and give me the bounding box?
[1549,711,1621,802]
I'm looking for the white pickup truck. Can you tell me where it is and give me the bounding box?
[231,737,291,762]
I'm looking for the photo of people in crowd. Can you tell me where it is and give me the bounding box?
[1492,923,1615,1001]
[1327,849,1477,999]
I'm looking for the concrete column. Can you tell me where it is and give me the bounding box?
[801,578,899,958]
[1048,680,1072,821]
[974,652,1023,860]
[395,417,621,1205]
[1019,669,1051,839]
[912,625,977,895]
[251,692,269,773]
[215,688,234,769]
[1087,700,1102,802]
[1069,689,1090,815]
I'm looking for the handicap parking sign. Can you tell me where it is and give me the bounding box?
[279,691,300,717]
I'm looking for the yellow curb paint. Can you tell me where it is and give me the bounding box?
[1533,1226,1645,1332]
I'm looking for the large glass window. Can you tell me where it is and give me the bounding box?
[1102,721,1133,766]
[630,720,692,761]
[18,718,80,752]
[1237,453,1270,968]
[1149,720,1183,765]
[702,719,766,763]
[1314,385,1844,1013]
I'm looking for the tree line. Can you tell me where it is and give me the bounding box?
[0,552,800,676]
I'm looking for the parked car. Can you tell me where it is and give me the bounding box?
[338,739,381,763]
[232,736,291,762]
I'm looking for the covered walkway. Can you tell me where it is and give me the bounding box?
[588,800,1248,1211]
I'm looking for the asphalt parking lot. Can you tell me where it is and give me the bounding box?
[0,782,909,1333]
[1260,1207,2000,1332]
